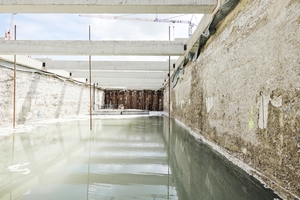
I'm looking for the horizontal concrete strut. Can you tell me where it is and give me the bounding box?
[86,77,165,89]
[0,40,186,56]
[71,71,168,79]
[92,78,164,84]
[0,0,217,14]
[99,84,164,90]
[38,60,176,71]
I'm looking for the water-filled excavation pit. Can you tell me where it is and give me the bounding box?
[0,116,281,200]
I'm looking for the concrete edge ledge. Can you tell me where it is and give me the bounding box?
[93,109,150,115]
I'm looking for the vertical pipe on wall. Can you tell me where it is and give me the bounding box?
[167,24,171,200]
[13,25,16,128]
[89,25,92,130]
[93,83,96,110]
[168,25,171,134]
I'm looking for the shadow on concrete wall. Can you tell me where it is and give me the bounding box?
[55,82,67,118]
[76,87,84,115]
[17,75,40,124]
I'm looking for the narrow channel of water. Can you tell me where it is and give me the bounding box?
[0,116,281,200]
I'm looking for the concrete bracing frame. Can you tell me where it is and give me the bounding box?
[1,0,219,130]
[0,0,219,91]
[36,59,175,90]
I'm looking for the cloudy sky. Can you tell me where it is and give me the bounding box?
[0,13,202,61]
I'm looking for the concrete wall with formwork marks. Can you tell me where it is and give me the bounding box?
[164,0,300,199]
[0,59,104,128]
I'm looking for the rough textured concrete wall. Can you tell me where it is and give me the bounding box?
[165,0,300,199]
[0,66,104,128]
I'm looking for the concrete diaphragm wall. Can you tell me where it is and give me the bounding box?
[165,0,300,199]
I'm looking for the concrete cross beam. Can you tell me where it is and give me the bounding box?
[90,78,166,90]
[38,59,176,72]
[71,71,169,79]
[94,83,165,90]
[71,76,164,89]
[92,78,163,84]
[0,0,218,14]
[0,40,186,56]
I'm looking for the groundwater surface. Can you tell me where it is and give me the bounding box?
[0,116,281,200]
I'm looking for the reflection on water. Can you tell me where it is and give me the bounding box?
[164,118,281,200]
[0,117,281,200]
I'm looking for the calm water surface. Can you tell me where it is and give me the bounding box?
[0,117,281,200]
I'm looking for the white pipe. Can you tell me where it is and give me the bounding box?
[212,0,221,16]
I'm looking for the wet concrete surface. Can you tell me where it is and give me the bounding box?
[0,117,281,199]
[165,118,282,200]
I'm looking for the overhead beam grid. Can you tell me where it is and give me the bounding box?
[38,59,173,90]
[0,0,218,14]
[0,0,214,90]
